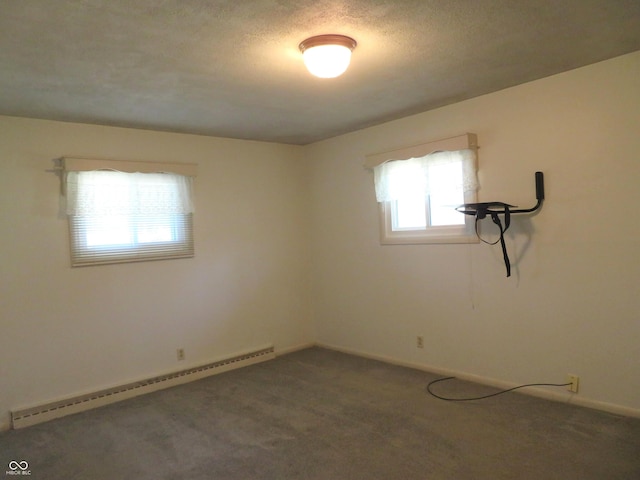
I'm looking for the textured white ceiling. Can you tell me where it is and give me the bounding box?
[1,0,639,144]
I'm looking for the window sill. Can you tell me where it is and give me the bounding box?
[380,231,479,245]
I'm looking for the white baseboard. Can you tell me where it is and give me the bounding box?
[275,342,316,356]
[316,342,640,419]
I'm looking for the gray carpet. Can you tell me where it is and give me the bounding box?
[2,347,639,479]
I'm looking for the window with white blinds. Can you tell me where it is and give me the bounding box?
[63,158,197,267]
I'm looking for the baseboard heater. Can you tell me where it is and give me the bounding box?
[11,346,275,429]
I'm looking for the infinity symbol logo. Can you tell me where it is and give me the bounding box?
[8,461,28,470]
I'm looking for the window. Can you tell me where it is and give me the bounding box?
[366,134,479,245]
[63,158,196,266]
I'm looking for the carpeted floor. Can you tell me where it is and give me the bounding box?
[2,347,639,479]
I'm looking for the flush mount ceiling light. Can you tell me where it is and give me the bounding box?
[299,34,357,78]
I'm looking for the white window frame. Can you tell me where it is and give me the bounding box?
[365,133,479,245]
[62,157,197,267]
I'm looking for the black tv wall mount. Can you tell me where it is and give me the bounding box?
[456,172,545,277]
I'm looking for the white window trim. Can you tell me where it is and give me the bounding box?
[366,133,479,245]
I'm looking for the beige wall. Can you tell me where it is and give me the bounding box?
[307,51,640,414]
[1,51,639,430]
[0,119,313,430]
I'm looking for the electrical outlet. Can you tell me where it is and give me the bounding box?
[177,348,185,361]
[567,374,579,393]
[416,336,424,349]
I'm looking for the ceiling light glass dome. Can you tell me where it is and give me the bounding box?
[299,35,357,78]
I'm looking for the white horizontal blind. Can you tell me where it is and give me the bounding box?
[68,213,194,266]
[65,168,195,267]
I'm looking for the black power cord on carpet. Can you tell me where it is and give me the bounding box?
[427,376,572,402]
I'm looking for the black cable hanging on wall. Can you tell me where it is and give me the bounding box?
[456,172,545,277]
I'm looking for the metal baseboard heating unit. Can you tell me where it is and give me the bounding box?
[11,346,275,429]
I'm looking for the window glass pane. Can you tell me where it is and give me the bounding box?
[427,159,465,226]
[429,191,465,226]
[392,196,427,230]
[85,215,133,247]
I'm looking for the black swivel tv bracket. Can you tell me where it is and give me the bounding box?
[456,172,545,277]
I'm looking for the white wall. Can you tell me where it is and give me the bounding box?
[0,118,313,430]
[307,51,640,414]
